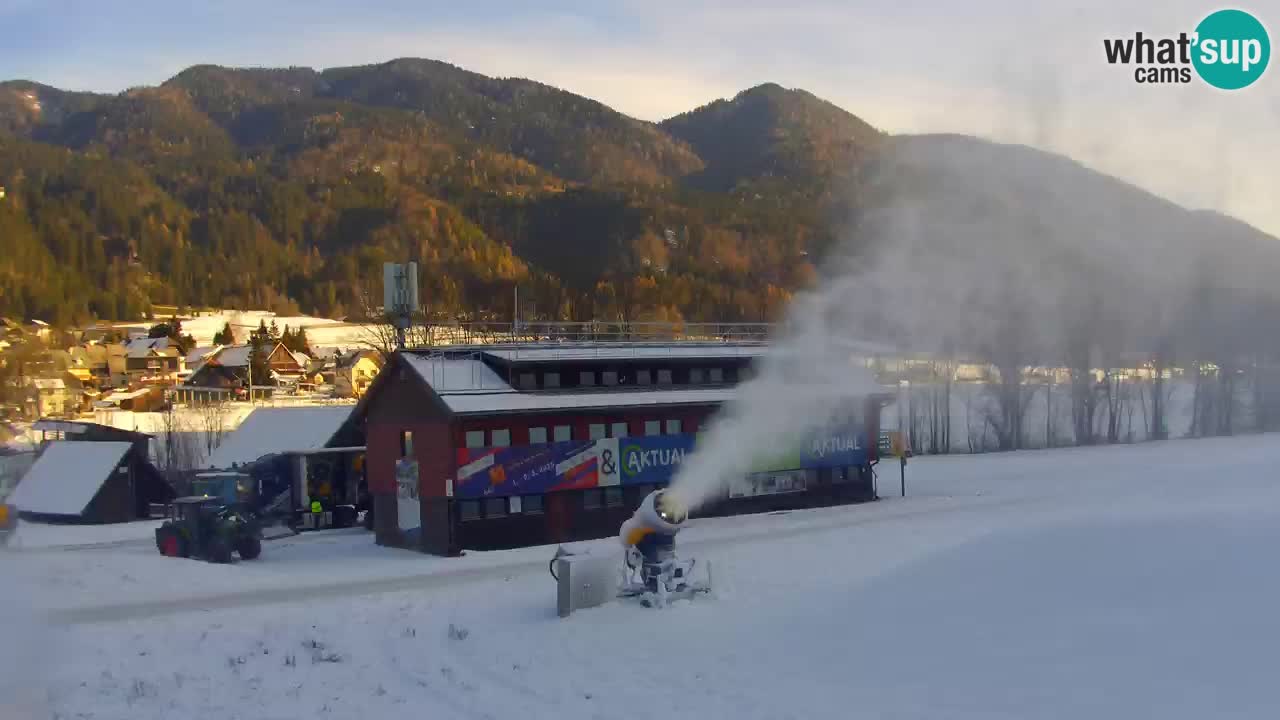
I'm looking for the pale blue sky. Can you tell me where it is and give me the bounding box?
[3,0,1277,235]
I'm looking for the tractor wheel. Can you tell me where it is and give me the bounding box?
[156,529,189,558]
[237,536,263,560]
[156,532,176,557]
[207,537,234,564]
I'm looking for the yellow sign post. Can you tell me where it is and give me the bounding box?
[886,431,911,497]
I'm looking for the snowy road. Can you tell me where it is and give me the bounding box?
[6,434,1280,719]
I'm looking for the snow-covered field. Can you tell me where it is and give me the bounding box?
[4,434,1280,719]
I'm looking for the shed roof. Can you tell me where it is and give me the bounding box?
[7,441,131,515]
[205,406,353,468]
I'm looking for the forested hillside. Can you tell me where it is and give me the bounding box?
[0,60,877,325]
[1,59,1276,334]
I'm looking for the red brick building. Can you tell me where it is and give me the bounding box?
[358,343,887,555]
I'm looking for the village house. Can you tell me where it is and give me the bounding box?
[334,350,383,399]
[178,344,252,404]
[122,337,183,385]
[23,377,76,419]
[177,342,296,404]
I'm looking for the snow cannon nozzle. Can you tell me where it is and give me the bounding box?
[621,489,687,544]
[654,490,687,527]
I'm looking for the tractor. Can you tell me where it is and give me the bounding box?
[155,496,263,563]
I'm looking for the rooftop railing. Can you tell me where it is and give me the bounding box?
[417,321,776,347]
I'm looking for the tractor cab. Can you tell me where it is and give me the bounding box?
[191,472,255,507]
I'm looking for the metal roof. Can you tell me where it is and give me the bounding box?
[399,352,740,415]
[211,345,252,367]
[205,406,354,468]
[402,354,514,394]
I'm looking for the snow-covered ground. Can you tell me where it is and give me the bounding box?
[4,434,1280,719]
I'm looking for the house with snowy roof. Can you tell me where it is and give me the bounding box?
[334,350,383,399]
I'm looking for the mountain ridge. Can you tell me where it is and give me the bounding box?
[0,58,1275,333]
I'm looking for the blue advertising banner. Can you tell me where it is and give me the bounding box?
[455,439,620,499]
[453,425,870,499]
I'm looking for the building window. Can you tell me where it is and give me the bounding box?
[544,372,560,388]
[583,489,602,510]
[465,430,486,449]
[689,368,705,384]
[610,422,629,438]
[579,371,596,387]
[484,497,508,518]
[657,369,673,385]
[522,494,544,514]
[665,419,682,435]
[491,429,511,447]
[644,420,662,436]
[636,370,652,385]
[400,430,414,457]
[553,425,572,442]
[518,373,537,390]
[709,368,724,384]
[459,501,481,521]
[589,423,607,440]
[602,371,618,386]
[604,486,623,507]
[529,427,548,445]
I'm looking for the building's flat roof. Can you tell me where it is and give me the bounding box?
[7,441,132,516]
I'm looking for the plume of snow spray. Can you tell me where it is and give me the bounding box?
[666,131,1244,512]
[665,283,884,514]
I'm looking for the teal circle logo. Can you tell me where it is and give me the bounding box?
[1192,9,1270,89]
[621,444,640,478]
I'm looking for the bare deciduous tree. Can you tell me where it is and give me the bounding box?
[198,397,229,458]
[156,401,199,480]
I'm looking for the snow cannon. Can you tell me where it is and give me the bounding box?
[618,490,711,608]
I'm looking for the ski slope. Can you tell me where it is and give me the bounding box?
[5,434,1280,719]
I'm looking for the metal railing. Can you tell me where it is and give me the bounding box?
[416,321,776,347]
